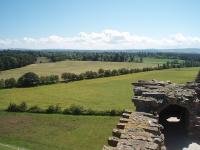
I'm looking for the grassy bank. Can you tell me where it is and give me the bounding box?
[0,112,119,150]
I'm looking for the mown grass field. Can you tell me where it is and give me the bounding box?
[0,112,119,150]
[0,67,198,111]
[0,58,173,79]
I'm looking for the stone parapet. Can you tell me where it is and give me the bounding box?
[103,111,166,150]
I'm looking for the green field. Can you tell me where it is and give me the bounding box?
[0,67,198,111]
[0,67,199,150]
[0,112,118,150]
[0,58,173,79]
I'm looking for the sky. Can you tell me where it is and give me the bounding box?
[0,0,200,49]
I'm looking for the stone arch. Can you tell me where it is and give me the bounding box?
[158,104,190,132]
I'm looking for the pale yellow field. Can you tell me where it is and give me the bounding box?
[0,58,167,79]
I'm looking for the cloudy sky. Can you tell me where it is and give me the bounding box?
[0,0,200,49]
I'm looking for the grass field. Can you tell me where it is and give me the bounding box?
[0,67,199,150]
[0,67,198,111]
[0,112,119,150]
[0,58,174,79]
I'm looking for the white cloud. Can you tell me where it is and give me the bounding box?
[1,29,200,49]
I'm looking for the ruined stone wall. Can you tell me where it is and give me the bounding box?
[132,80,200,136]
[103,80,200,150]
[103,110,166,150]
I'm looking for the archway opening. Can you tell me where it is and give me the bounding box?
[159,104,190,150]
[159,104,189,133]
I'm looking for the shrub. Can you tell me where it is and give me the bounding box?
[84,71,98,79]
[28,105,44,113]
[110,109,117,116]
[18,102,28,112]
[5,78,17,88]
[6,102,27,112]
[109,109,123,116]
[46,105,61,113]
[69,105,84,115]
[63,108,70,114]
[61,72,78,82]
[84,109,96,115]
[0,79,5,89]
[18,72,40,87]
[77,73,85,80]
[49,75,59,83]
[118,68,130,75]
[111,69,119,76]
[6,103,18,112]
[98,68,105,77]
[40,75,59,85]
[98,68,105,74]
[104,70,112,77]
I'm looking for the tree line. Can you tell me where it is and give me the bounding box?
[0,72,59,88]
[2,50,200,71]
[1,59,199,89]
[34,50,200,63]
[6,102,123,116]
[0,50,37,71]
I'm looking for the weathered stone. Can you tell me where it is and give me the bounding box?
[108,137,119,147]
[117,123,126,129]
[112,129,122,138]
[119,118,129,123]
[122,113,131,119]
[103,80,200,150]
[103,112,165,150]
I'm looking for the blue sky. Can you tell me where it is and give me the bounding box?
[0,0,200,49]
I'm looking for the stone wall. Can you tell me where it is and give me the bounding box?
[132,80,200,136]
[103,80,200,150]
[103,110,166,150]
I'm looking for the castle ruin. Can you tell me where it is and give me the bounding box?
[103,80,200,150]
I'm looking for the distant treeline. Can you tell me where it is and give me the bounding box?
[2,50,200,71]
[0,50,37,71]
[36,50,200,62]
[0,58,199,89]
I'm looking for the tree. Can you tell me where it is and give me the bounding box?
[5,78,16,88]
[18,72,40,87]
[49,75,59,83]
[111,69,119,76]
[84,71,97,79]
[195,70,200,83]
[139,57,143,63]
[61,72,78,81]
[98,68,105,77]
[118,68,129,75]
[0,79,5,88]
[104,70,112,77]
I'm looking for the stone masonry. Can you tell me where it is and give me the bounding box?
[103,110,166,150]
[103,80,200,150]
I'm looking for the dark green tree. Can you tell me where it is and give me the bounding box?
[5,78,17,88]
[0,79,5,88]
[18,72,40,87]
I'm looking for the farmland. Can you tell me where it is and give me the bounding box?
[0,58,174,79]
[0,54,199,150]
[0,66,199,150]
[0,112,119,150]
[0,67,198,111]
